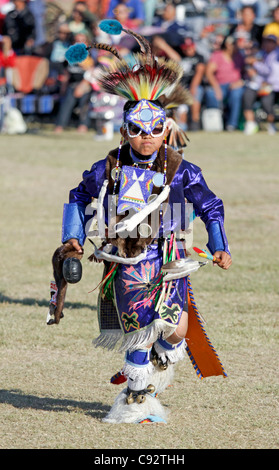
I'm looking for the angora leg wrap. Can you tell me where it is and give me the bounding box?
[103,348,168,423]
[154,337,187,365]
[150,362,175,395]
[123,348,154,391]
[150,338,187,395]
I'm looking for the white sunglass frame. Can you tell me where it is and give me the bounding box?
[124,121,166,138]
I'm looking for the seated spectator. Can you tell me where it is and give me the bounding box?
[197,29,225,61]
[96,3,139,58]
[109,3,139,55]
[228,5,263,51]
[152,3,190,50]
[73,1,97,36]
[112,2,139,29]
[151,34,206,131]
[107,0,145,27]
[243,34,279,135]
[0,34,16,72]
[2,0,36,55]
[67,4,90,36]
[227,0,269,22]
[262,5,279,41]
[49,23,72,74]
[54,32,95,134]
[178,37,206,131]
[205,35,245,131]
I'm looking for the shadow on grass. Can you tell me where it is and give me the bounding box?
[0,293,97,311]
[0,389,109,419]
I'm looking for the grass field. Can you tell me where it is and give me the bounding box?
[0,128,278,449]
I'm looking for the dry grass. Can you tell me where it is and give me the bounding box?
[0,129,278,449]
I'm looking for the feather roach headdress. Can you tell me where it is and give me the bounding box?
[65,19,192,146]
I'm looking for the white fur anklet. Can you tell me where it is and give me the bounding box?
[102,388,168,424]
[154,338,187,365]
[150,363,175,395]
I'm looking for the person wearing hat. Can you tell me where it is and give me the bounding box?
[51,20,232,424]
[263,5,279,42]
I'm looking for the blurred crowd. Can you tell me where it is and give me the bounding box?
[1,0,279,135]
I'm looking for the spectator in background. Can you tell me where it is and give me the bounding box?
[67,4,90,36]
[0,33,16,70]
[151,34,206,131]
[228,5,263,51]
[112,2,139,29]
[243,34,279,135]
[197,28,225,61]
[97,3,138,58]
[152,3,190,50]
[178,37,206,131]
[107,0,145,27]
[205,35,245,131]
[263,5,279,41]
[110,3,139,54]
[49,22,72,74]
[227,0,269,22]
[54,32,95,134]
[0,35,15,126]
[3,0,36,54]
[73,1,97,36]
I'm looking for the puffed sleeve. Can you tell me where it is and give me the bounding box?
[183,162,230,255]
[62,159,107,245]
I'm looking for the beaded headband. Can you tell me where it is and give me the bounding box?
[124,99,166,135]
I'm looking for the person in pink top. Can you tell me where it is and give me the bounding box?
[205,35,245,131]
[0,35,16,69]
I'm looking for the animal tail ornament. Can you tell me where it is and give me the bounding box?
[46,243,83,325]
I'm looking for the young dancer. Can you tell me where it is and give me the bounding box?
[51,20,232,424]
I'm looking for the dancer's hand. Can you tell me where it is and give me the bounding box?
[213,251,232,270]
[66,238,84,254]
